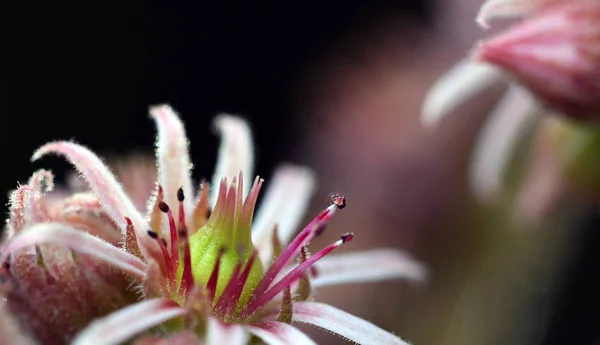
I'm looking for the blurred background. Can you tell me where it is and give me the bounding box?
[3,1,599,344]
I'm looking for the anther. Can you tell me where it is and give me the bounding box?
[340,232,354,243]
[147,230,159,239]
[158,202,169,213]
[177,187,185,202]
[330,193,347,209]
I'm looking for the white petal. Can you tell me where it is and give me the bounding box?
[0,222,146,280]
[422,61,507,128]
[245,321,316,345]
[312,249,427,287]
[292,302,410,345]
[72,299,185,345]
[150,105,195,221]
[252,165,316,265]
[469,85,539,204]
[31,142,157,259]
[206,317,249,345]
[477,0,541,28]
[210,115,254,208]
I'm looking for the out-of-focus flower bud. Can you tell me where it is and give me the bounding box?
[1,170,140,345]
[475,0,600,121]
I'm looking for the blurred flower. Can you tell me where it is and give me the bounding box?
[422,0,600,217]
[1,105,426,344]
[1,169,139,344]
[476,0,600,121]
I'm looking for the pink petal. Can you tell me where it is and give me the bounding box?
[469,85,539,203]
[252,165,316,266]
[421,60,508,128]
[72,299,185,345]
[312,249,428,287]
[149,105,194,224]
[206,317,249,345]
[31,142,157,259]
[292,302,410,345]
[477,0,544,28]
[0,223,146,280]
[245,321,316,345]
[210,115,254,208]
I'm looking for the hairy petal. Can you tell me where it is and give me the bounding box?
[292,302,410,345]
[245,321,317,345]
[210,115,254,208]
[0,223,146,280]
[72,299,186,345]
[469,85,539,203]
[31,142,158,260]
[421,60,508,128]
[252,165,316,265]
[150,105,194,224]
[312,249,428,287]
[206,317,249,345]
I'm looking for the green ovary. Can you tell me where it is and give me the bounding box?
[187,222,264,311]
[559,122,600,192]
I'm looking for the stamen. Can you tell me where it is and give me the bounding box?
[176,186,195,298]
[159,201,179,271]
[241,233,354,318]
[248,203,339,308]
[206,248,226,304]
[217,250,258,318]
[213,262,243,316]
[330,193,347,209]
[147,230,174,284]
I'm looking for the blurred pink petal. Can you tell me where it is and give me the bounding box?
[252,165,316,265]
[210,115,254,207]
[312,249,427,287]
[1,223,146,280]
[245,321,316,345]
[72,299,185,345]
[150,105,194,223]
[292,302,410,345]
[469,85,539,203]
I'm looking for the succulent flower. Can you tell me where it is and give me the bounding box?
[1,105,426,344]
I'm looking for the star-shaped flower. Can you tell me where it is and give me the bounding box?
[1,105,426,344]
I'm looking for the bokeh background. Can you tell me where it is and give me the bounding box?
[3,1,599,344]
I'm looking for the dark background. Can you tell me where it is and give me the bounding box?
[2,2,596,345]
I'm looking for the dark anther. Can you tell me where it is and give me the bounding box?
[330,194,347,209]
[147,230,159,239]
[340,232,355,243]
[158,202,169,213]
[162,238,168,247]
[177,187,185,202]
[178,229,188,238]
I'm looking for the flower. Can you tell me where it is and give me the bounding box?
[475,0,600,121]
[421,0,600,213]
[1,105,426,344]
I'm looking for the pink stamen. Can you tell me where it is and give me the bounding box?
[177,188,195,299]
[220,250,258,318]
[248,203,338,307]
[213,262,243,316]
[159,201,179,271]
[242,233,354,318]
[147,230,174,284]
[207,248,226,304]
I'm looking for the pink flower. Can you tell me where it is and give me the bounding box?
[475,0,600,121]
[421,0,600,212]
[1,105,426,344]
